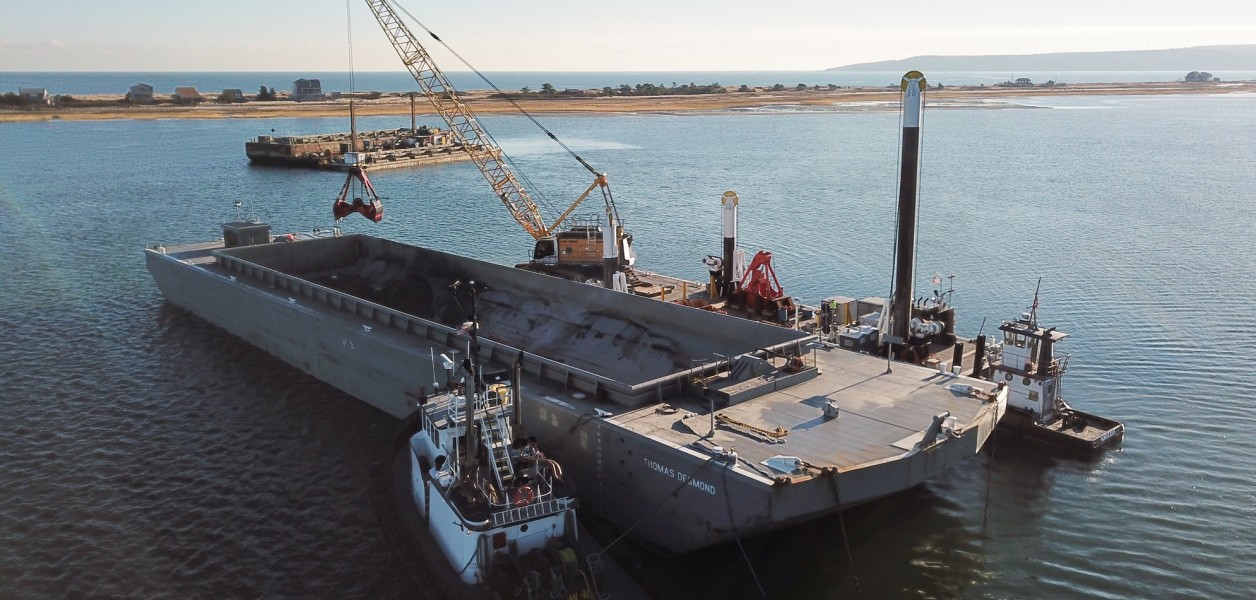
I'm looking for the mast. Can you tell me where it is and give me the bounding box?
[887,71,927,346]
[457,281,484,484]
[1028,276,1042,328]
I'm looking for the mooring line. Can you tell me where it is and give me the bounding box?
[597,456,719,555]
[831,471,866,599]
[982,409,998,533]
[722,462,767,598]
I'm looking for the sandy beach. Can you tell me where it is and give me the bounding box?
[2,81,1253,123]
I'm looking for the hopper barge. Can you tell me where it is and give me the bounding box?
[146,230,1006,553]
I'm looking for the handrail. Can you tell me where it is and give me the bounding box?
[490,497,573,528]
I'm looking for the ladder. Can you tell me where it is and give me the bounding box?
[478,409,517,492]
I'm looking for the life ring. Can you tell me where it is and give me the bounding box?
[513,485,535,507]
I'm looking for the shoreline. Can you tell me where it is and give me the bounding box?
[3,81,1253,123]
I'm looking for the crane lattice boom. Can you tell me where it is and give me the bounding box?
[364,0,550,239]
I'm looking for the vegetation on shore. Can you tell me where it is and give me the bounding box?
[496,81,853,99]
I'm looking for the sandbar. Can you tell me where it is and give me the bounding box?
[2,81,1253,123]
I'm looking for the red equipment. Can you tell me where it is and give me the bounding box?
[332,165,384,222]
[738,250,794,316]
[740,251,784,300]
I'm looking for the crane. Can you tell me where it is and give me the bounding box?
[362,0,630,279]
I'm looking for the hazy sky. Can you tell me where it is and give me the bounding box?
[2,0,1254,71]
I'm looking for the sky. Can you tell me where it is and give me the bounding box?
[1,0,1254,72]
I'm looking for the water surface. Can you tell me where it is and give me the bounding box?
[1,93,1254,599]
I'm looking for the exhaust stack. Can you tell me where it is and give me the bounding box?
[887,71,927,346]
[721,191,739,298]
[602,212,618,289]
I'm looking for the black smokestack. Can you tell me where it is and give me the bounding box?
[889,71,926,345]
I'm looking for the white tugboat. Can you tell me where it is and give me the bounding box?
[373,281,604,599]
[982,280,1124,452]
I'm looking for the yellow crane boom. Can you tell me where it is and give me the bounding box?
[364,0,596,240]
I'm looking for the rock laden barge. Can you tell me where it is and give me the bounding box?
[146,231,1006,554]
[245,125,477,171]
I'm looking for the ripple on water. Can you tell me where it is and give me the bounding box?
[4,96,1256,598]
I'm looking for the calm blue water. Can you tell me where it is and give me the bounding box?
[2,92,1255,599]
[5,70,1256,96]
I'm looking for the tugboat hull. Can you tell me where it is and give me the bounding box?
[998,404,1124,454]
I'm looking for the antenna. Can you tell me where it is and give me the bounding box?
[1029,277,1043,328]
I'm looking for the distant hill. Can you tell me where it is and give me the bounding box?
[828,45,1256,72]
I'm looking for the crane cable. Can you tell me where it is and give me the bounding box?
[346,0,355,97]
[346,0,365,200]
[883,85,906,371]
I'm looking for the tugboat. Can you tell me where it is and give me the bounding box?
[979,280,1125,453]
[372,281,604,599]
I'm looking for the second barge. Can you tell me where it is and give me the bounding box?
[245,125,477,171]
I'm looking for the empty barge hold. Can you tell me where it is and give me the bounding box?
[146,230,1007,554]
[245,126,476,171]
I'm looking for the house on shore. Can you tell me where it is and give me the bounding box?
[18,88,52,105]
[291,79,325,102]
[173,87,203,104]
[128,83,155,104]
[220,88,245,103]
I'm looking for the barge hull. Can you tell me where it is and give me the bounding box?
[146,234,1004,553]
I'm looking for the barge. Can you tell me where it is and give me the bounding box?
[245,126,476,171]
[145,229,1006,554]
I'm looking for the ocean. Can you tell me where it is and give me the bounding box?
[5,70,1256,97]
[1,89,1254,598]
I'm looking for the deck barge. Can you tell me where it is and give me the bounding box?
[245,126,477,171]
